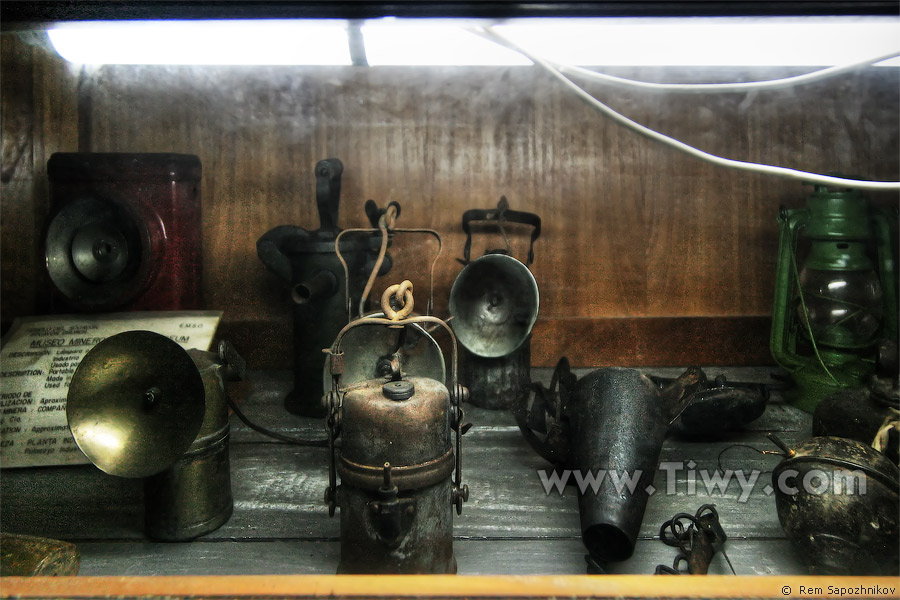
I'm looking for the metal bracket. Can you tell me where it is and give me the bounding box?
[366,463,417,548]
[460,196,541,266]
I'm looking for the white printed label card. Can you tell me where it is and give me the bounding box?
[0,311,222,469]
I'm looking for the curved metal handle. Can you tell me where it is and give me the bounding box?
[335,203,442,321]
[329,316,459,397]
[461,197,541,266]
[315,158,343,232]
[256,225,305,282]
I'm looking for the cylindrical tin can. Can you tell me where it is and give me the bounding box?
[335,376,456,573]
[143,350,234,541]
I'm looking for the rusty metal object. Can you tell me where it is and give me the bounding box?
[513,360,707,565]
[814,375,899,464]
[0,533,80,576]
[67,332,244,541]
[461,338,531,410]
[655,504,733,575]
[651,373,770,438]
[771,435,899,575]
[572,367,705,563]
[320,312,444,391]
[335,203,443,321]
[325,283,468,573]
[326,206,446,389]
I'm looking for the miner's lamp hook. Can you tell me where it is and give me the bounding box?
[382,280,415,321]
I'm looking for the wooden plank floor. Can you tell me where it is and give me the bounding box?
[1,367,809,576]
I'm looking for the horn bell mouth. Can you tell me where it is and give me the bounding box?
[449,253,539,358]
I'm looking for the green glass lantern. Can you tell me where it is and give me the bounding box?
[770,184,898,413]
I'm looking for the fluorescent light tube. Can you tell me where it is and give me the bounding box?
[493,17,900,67]
[48,20,352,65]
[47,17,900,68]
[363,20,530,66]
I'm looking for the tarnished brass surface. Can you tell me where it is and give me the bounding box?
[66,331,206,479]
[449,253,539,359]
[66,332,240,541]
[772,436,899,575]
[143,347,236,541]
[0,533,80,576]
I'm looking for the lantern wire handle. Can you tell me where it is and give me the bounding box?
[496,196,513,256]
[335,204,442,321]
[382,280,416,321]
[787,236,839,384]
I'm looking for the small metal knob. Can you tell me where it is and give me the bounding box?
[382,380,414,401]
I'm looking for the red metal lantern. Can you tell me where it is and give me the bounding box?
[45,152,203,312]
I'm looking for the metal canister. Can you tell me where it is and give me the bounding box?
[144,343,244,541]
[771,436,899,575]
[68,333,245,542]
[257,158,385,417]
[325,282,468,573]
[461,335,532,410]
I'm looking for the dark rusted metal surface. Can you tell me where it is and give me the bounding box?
[571,367,705,564]
[321,313,444,391]
[336,478,455,574]
[450,199,541,410]
[813,376,899,464]
[653,374,770,438]
[338,377,453,490]
[257,158,384,417]
[513,361,707,565]
[0,533,80,576]
[656,504,732,576]
[333,376,456,573]
[325,292,467,573]
[772,436,899,575]
[461,337,531,410]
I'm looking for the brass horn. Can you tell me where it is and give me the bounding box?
[67,331,243,541]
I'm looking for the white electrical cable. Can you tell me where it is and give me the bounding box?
[555,51,900,92]
[473,26,900,191]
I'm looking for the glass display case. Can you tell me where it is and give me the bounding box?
[1,2,897,598]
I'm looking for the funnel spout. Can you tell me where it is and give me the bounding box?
[570,367,704,562]
[292,270,338,305]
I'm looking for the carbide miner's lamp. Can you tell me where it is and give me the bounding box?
[771,184,898,413]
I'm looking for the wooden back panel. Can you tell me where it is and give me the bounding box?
[2,35,897,367]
